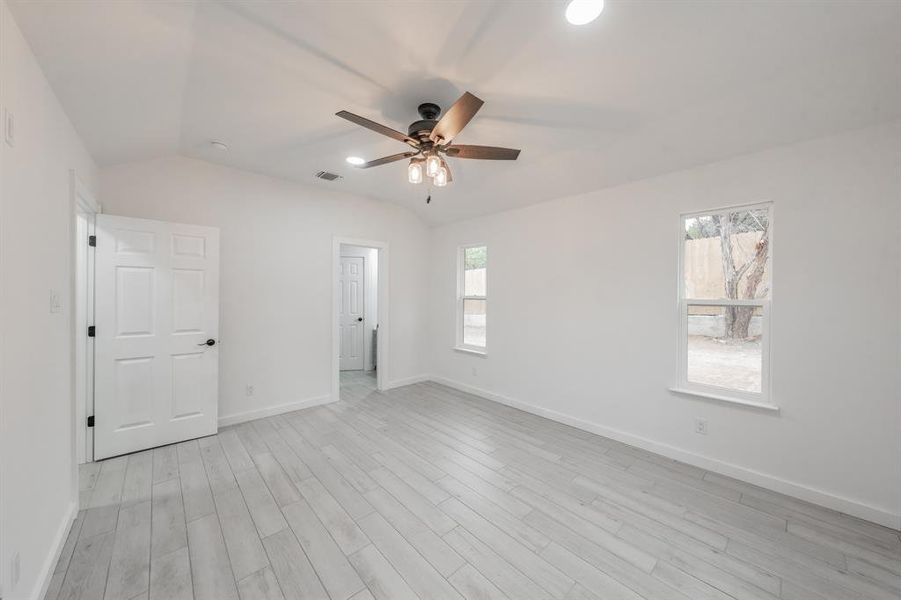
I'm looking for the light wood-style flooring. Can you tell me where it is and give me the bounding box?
[46,370,901,600]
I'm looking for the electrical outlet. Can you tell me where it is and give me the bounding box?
[11,552,20,589]
[245,385,255,397]
[695,418,708,435]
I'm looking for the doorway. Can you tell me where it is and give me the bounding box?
[332,238,388,400]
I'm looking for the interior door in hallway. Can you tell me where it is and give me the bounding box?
[339,255,365,370]
[94,214,220,459]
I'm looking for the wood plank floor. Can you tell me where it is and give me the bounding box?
[47,370,901,600]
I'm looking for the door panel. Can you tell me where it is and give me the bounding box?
[116,267,154,335]
[114,356,154,428]
[172,233,206,257]
[339,256,365,370]
[172,269,205,332]
[115,229,155,254]
[171,352,207,419]
[94,214,220,459]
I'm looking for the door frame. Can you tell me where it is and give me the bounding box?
[70,171,99,487]
[332,237,388,399]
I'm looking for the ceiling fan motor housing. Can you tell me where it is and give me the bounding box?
[417,102,441,120]
[409,102,441,140]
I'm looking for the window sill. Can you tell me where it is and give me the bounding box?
[454,346,487,357]
[668,387,779,412]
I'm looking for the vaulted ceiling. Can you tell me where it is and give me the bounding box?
[9,0,901,224]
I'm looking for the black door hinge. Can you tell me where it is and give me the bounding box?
[88,235,96,247]
[87,415,95,427]
[87,325,95,337]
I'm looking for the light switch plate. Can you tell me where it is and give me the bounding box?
[50,289,62,314]
[4,108,14,147]
[11,552,20,589]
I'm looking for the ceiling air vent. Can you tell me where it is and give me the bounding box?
[314,170,342,181]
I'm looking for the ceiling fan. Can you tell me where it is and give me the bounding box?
[336,91,520,188]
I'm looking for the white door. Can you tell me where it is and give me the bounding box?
[94,215,220,459]
[339,256,365,370]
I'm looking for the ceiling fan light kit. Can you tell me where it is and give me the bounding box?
[407,160,423,184]
[425,152,441,178]
[336,91,521,196]
[434,166,448,187]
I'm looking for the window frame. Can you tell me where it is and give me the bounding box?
[674,201,776,410]
[455,244,488,355]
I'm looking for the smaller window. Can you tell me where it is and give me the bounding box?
[457,245,487,352]
[677,203,773,408]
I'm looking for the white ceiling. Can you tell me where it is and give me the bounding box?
[10,0,901,224]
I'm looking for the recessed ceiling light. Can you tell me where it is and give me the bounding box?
[565,0,604,25]
[210,140,229,152]
[346,156,365,166]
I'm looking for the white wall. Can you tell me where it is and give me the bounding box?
[341,245,378,371]
[428,122,901,528]
[0,1,99,598]
[100,156,430,424]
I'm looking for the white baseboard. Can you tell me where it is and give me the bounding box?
[218,394,334,427]
[31,500,77,600]
[428,375,901,531]
[382,374,431,390]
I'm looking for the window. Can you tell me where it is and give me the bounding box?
[676,203,773,407]
[457,245,487,352]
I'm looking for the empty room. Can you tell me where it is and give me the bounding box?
[1,1,900,599]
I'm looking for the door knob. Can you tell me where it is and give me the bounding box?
[198,339,216,347]
[357,317,363,322]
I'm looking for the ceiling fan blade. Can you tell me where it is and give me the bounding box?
[444,145,520,160]
[429,92,484,144]
[439,157,453,183]
[358,151,417,169]
[336,110,419,147]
